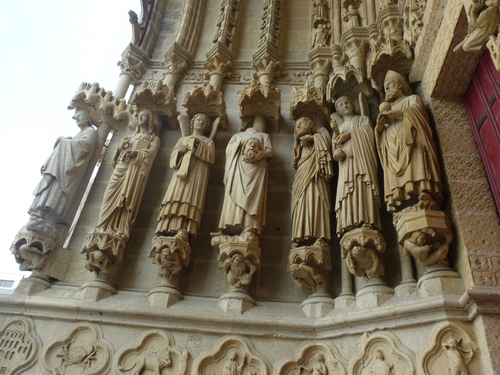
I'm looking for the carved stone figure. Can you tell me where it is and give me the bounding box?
[289,261,327,293]
[367,349,394,375]
[30,111,97,224]
[343,4,364,28]
[94,109,160,238]
[223,351,246,375]
[375,70,442,212]
[312,24,330,47]
[454,0,500,53]
[155,114,216,238]
[332,96,381,235]
[291,117,333,245]
[442,338,470,375]
[56,341,97,373]
[217,119,274,236]
[313,0,330,24]
[224,252,258,290]
[299,353,328,375]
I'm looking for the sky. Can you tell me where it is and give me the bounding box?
[0,0,139,274]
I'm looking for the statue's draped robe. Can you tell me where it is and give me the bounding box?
[96,132,159,237]
[375,95,442,211]
[156,135,215,236]
[335,115,380,235]
[30,126,98,223]
[218,128,273,235]
[291,133,332,242]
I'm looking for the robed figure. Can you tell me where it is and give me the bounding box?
[376,70,442,211]
[291,117,333,244]
[218,120,273,235]
[332,96,381,235]
[95,110,160,238]
[156,114,216,237]
[30,111,98,224]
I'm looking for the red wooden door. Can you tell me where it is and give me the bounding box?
[464,50,500,214]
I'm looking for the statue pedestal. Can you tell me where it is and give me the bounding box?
[394,281,418,298]
[14,276,51,296]
[356,278,394,309]
[74,279,116,302]
[149,286,183,308]
[334,293,356,309]
[418,268,464,297]
[218,291,255,314]
[301,294,335,318]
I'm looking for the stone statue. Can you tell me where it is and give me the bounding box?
[312,0,330,24]
[375,70,442,212]
[291,117,333,245]
[155,114,217,238]
[312,24,330,47]
[223,351,246,375]
[217,118,274,236]
[289,262,327,293]
[299,353,328,375]
[30,111,97,225]
[332,96,381,236]
[94,109,160,238]
[343,4,364,28]
[442,338,470,375]
[346,244,384,278]
[454,0,500,53]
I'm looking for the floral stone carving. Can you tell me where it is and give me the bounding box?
[290,83,329,121]
[132,80,179,119]
[182,83,227,122]
[39,323,113,375]
[192,336,271,375]
[0,318,41,375]
[115,330,188,375]
[349,332,416,375]
[418,322,480,375]
[239,79,281,123]
[276,342,347,375]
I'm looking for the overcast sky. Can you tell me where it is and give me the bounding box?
[0,0,138,274]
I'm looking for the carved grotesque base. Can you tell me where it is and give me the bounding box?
[148,232,191,307]
[217,240,261,294]
[81,232,127,281]
[288,239,332,296]
[11,215,62,277]
[395,193,454,271]
[340,226,386,279]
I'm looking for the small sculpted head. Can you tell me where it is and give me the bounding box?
[335,96,355,117]
[73,111,92,129]
[190,113,210,135]
[384,70,407,102]
[374,349,385,360]
[295,117,315,140]
[314,353,324,363]
[138,109,155,134]
[230,351,238,361]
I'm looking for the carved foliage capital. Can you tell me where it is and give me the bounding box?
[205,53,233,77]
[182,82,227,120]
[239,79,281,120]
[290,83,329,120]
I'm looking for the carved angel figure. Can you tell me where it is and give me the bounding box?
[375,71,442,211]
[312,23,330,47]
[332,97,381,236]
[454,0,500,53]
[217,119,273,236]
[30,111,97,225]
[223,351,246,375]
[291,117,333,245]
[94,109,159,238]
[155,114,217,238]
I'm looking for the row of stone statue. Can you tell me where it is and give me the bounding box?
[12,70,454,306]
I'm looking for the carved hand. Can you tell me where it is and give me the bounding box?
[334,132,351,145]
[300,135,314,144]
